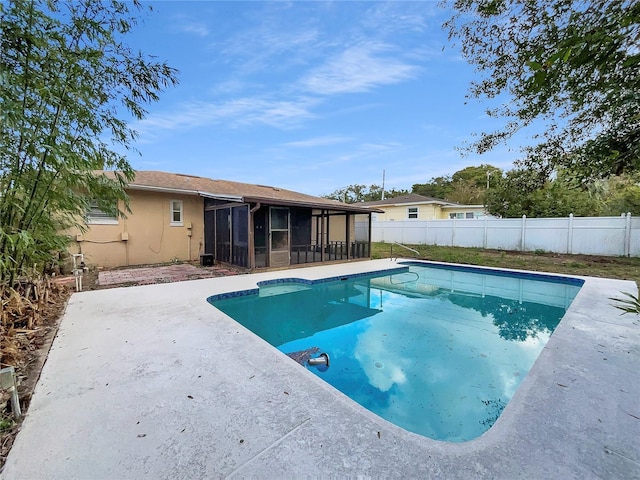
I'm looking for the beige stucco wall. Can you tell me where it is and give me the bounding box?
[309,211,358,244]
[68,190,204,268]
[327,214,359,242]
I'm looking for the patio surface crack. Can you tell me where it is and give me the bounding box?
[225,417,311,478]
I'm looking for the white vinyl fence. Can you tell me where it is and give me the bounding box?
[355,214,640,257]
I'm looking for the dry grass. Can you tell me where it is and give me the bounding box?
[371,243,640,286]
[0,277,71,467]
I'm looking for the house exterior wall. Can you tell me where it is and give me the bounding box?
[441,206,486,219]
[372,203,487,221]
[327,214,359,242]
[307,213,354,243]
[69,190,204,268]
[374,203,440,221]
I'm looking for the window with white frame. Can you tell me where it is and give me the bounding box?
[407,206,419,219]
[86,201,118,225]
[170,200,183,226]
[449,212,465,219]
[466,212,475,219]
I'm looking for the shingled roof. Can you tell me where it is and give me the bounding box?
[358,193,458,207]
[98,170,380,213]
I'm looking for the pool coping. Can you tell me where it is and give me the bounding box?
[3,259,639,479]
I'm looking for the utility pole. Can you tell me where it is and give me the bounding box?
[486,170,496,189]
[381,169,385,200]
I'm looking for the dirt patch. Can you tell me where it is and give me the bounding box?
[84,261,246,290]
[0,281,71,467]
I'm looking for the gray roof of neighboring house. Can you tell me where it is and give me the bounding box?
[98,170,381,213]
[358,193,459,207]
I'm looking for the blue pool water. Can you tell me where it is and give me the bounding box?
[209,263,582,442]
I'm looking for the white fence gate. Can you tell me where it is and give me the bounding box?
[355,214,640,257]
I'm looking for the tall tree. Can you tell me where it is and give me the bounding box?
[598,174,640,216]
[384,187,411,199]
[0,0,178,285]
[448,178,484,204]
[485,169,600,218]
[412,164,502,202]
[451,164,502,189]
[412,175,453,199]
[323,184,408,203]
[445,0,640,182]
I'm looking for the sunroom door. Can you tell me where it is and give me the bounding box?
[269,207,290,267]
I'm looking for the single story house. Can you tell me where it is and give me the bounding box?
[72,171,380,270]
[359,194,488,221]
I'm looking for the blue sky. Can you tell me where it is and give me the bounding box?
[121,1,526,197]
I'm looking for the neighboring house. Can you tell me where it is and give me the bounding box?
[72,171,380,270]
[359,194,488,221]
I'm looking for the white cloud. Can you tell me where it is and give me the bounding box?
[219,21,321,74]
[282,135,352,148]
[171,19,210,37]
[299,42,421,96]
[132,4,429,142]
[134,96,319,140]
[208,79,250,96]
[181,23,209,37]
[361,3,434,36]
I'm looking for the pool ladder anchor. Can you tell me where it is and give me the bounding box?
[307,353,330,371]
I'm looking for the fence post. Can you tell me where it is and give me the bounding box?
[521,215,527,251]
[425,220,429,245]
[483,217,488,249]
[624,212,632,257]
[567,213,574,254]
[452,217,456,246]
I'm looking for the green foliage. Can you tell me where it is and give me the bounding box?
[484,169,600,217]
[446,0,640,183]
[0,0,178,285]
[412,164,501,202]
[0,417,14,433]
[412,175,453,199]
[452,164,502,189]
[323,184,409,203]
[448,178,484,204]
[598,175,640,216]
[484,168,640,217]
[610,292,640,315]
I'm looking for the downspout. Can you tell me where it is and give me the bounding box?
[320,209,326,262]
[249,203,261,269]
[124,215,130,266]
[345,211,351,260]
[368,212,373,258]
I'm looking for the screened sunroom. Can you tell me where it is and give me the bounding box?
[203,196,376,270]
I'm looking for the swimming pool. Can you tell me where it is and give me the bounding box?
[209,262,583,442]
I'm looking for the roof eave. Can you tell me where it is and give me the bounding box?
[374,200,450,207]
[198,191,244,202]
[441,204,486,209]
[127,184,200,196]
[126,183,382,212]
[243,196,383,213]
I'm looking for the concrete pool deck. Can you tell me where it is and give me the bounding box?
[3,259,639,479]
